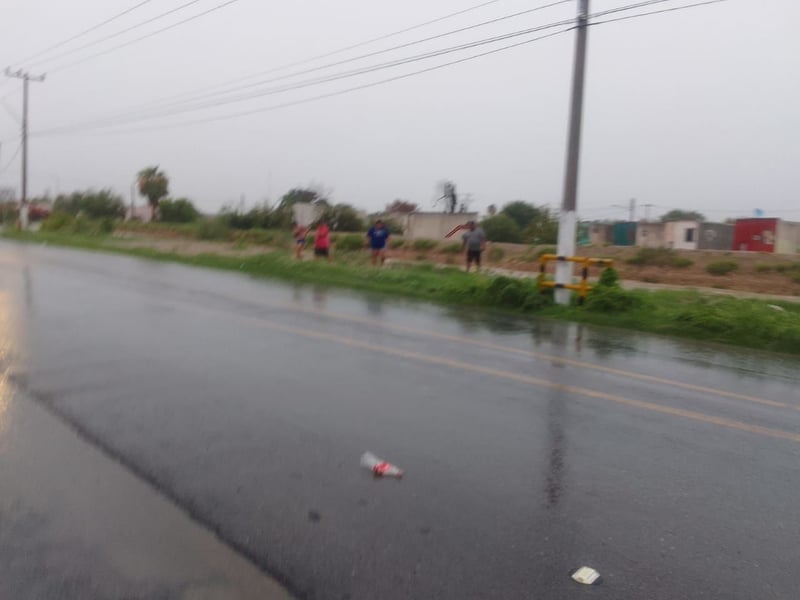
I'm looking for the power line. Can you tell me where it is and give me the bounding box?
[33,0,684,134]
[33,0,729,138]
[12,0,157,67]
[589,0,727,25]
[155,0,574,110]
[24,0,209,70]
[35,17,578,136]
[45,0,244,75]
[44,27,577,138]
[149,0,525,106]
[0,140,22,173]
[36,0,579,132]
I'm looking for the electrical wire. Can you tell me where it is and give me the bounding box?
[590,0,727,25]
[33,0,729,137]
[153,0,572,108]
[34,18,577,136]
[0,141,22,173]
[148,0,575,112]
[45,0,244,75]
[33,0,686,134]
[43,27,577,138]
[25,0,208,69]
[11,0,157,67]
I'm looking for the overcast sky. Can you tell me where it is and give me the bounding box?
[0,0,797,221]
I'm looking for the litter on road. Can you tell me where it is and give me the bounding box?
[571,566,602,586]
[361,451,404,478]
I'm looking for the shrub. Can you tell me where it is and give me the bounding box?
[481,214,522,243]
[53,189,125,219]
[195,218,230,241]
[585,286,644,313]
[672,257,694,268]
[598,267,619,288]
[440,242,462,254]
[627,247,690,268]
[775,263,800,274]
[487,247,505,262]
[389,238,405,250]
[412,238,437,251]
[159,198,200,223]
[40,212,74,232]
[706,261,739,276]
[336,233,365,252]
[754,264,773,273]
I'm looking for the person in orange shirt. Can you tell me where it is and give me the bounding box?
[314,220,331,261]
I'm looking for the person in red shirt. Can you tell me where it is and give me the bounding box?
[314,220,331,261]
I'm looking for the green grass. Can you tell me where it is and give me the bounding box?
[6,230,800,355]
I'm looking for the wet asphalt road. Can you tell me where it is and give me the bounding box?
[1,240,799,600]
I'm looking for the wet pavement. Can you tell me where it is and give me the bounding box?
[1,240,799,600]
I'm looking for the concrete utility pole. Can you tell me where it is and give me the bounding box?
[5,68,46,230]
[555,0,590,305]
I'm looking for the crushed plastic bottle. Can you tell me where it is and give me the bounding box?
[361,451,404,478]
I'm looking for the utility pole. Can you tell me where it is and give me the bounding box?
[628,197,636,222]
[555,0,590,305]
[5,68,46,230]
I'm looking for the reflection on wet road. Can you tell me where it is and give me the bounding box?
[1,241,799,600]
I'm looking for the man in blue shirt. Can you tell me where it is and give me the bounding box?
[366,219,391,266]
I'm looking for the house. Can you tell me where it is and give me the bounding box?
[588,223,613,246]
[697,222,734,250]
[733,218,800,254]
[636,222,666,248]
[612,222,637,246]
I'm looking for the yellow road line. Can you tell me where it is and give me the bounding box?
[263,302,798,412]
[194,304,800,445]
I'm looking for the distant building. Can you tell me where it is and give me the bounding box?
[697,222,734,250]
[636,222,666,248]
[126,205,152,222]
[588,223,613,246]
[733,218,800,254]
[612,222,637,246]
[397,212,479,241]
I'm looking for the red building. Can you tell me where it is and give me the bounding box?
[733,218,800,254]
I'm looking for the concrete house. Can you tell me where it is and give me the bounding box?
[734,218,800,254]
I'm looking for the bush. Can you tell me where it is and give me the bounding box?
[53,189,125,219]
[672,257,694,268]
[412,238,437,251]
[195,218,230,241]
[336,233,365,252]
[754,264,773,273]
[585,286,645,313]
[159,198,200,223]
[481,214,522,243]
[775,263,800,274]
[487,247,505,262]
[389,238,405,249]
[627,247,690,268]
[40,212,74,232]
[706,261,739,276]
[598,267,619,288]
[440,242,462,254]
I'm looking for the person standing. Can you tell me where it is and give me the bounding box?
[314,220,331,261]
[461,220,487,272]
[366,219,391,266]
[293,221,308,259]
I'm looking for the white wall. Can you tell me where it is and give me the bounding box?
[402,212,479,240]
[776,221,800,254]
[665,220,700,250]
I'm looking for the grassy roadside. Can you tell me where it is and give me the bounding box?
[5,230,800,356]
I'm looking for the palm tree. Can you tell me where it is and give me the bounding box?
[137,166,169,221]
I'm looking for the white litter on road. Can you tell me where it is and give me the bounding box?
[571,566,601,585]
